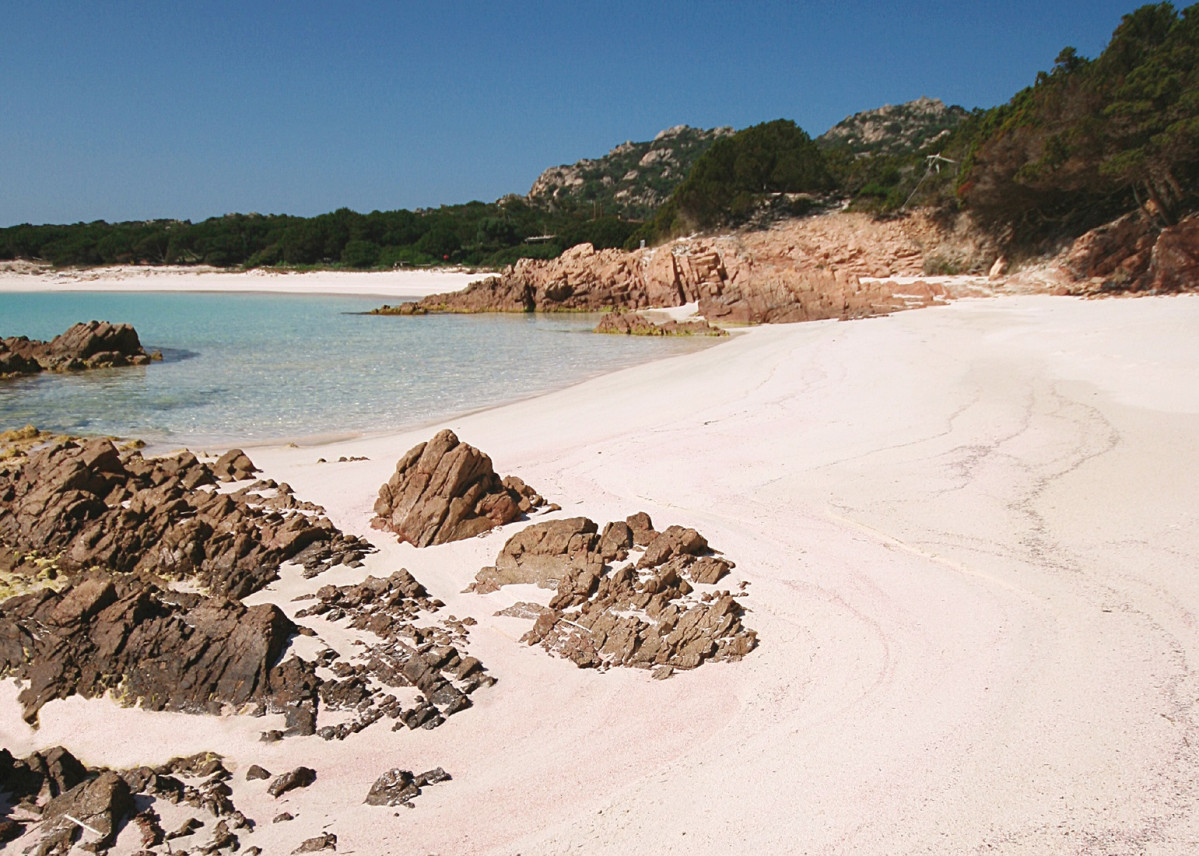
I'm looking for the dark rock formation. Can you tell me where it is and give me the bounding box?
[211,448,259,481]
[0,436,374,598]
[473,512,755,672]
[365,767,451,807]
[1,747,250,856]
[372,429,543,547]
[0,573,308,723]
[0,746,89,805]
[594,311,728,336]
[294,832,338,853]
[295,570,495,738]
[245,764,272,781]
[38,770,134,853]
[199,818,239,853]
[166,817,204,840]
[0,321,154,378]
[472,517,605,593]
[267,767,316,798]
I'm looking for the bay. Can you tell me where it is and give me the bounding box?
[0,291,714,448]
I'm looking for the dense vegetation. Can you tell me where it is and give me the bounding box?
[3,3,1195,269]
[0,198,638,270]
[818,98,971,213]
[632,120,834,244]
[949,1,1199,243]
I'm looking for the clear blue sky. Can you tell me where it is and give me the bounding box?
[0,0,1147,226]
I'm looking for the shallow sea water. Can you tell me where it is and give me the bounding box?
[0,291,714,448]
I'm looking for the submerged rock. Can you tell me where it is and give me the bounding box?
[594,311,727,336]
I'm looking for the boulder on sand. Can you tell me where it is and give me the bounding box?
[372,429,543,547]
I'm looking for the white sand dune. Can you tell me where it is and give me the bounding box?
[4,291,1199,854]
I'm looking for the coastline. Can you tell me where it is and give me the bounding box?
[0,265,481,298]
[4,290,1199,852]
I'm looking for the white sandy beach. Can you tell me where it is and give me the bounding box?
[4,284,1199,854]
[0,264,479,298]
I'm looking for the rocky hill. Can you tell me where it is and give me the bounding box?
[817,96,968,157]
[527,125,733,220]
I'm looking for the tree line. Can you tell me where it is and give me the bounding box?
[0,198,639,270]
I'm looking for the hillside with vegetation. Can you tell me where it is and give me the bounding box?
[2,2,1195,272]
[817,97,972,213]
[527,125,733,220]
[633,119,835,244]
[950,1,1199,249]
[818,96,968,157]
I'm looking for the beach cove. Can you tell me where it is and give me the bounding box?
[3,270,1199,853]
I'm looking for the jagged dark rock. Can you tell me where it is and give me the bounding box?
[0,436,375,599]
[293,832,338,853]
[372,429,543,547]
[267,766,317,798]
[473,512,756,672]
[0,573,309,723]
[365,767,451,807]
[198,818,239,854]
[1,746,258,855]
[38,770,134,853]
[472,517,603,594]
[166,817,204,840]
[0,746,88,805]
[296,570,494,735]
[0,321,153,378]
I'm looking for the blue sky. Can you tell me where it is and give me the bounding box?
[1,0,1146,226]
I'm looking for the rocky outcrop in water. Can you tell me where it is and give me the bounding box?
[474,512,756,673]
[0,437,373,599]
[372,429,544,547]
[0,321,155,378]
[594,311,727,336]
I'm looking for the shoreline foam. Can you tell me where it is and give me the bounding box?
[4,291,1199,853]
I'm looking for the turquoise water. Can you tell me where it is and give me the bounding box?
[0,292,714,447]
